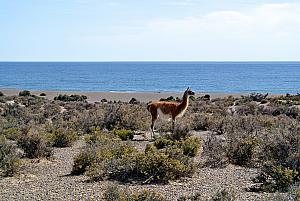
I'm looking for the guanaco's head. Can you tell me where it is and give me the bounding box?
[185,87,195,96]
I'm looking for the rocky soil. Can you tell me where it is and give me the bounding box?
[0,133,288,201]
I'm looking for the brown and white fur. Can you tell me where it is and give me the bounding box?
[147,87,195,139]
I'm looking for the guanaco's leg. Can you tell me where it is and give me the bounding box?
[150,111,158,139]
[172,118,176,133]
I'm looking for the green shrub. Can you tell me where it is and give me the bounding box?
[0,91,3,96]
[228,137,260,166]
[101,98,107,103]
[85,128,120,145]
[154,135,202,157]
[129,97,140,104]
[17,128,52,158]
[85,143,138,181]
[189,96,196,101]
[113,129,134,141]
[48,127,77,147]
[211,189,237,201]
[1,127,21,141]
[260,99,268,104]
[103,185,165,201]
[0,136,21,176]
[178,192,203,201]
[72,147,96,175]
[181,137,201,157]
[178,189,236,201]
[160,96,176,102]
[54,94,87,102]
[293,187,300,201]
[19,90,31,96]
[133,145,190,183]
[254,165,300,192]
[154,137,174,149]
[73,140,197,183]
[40,93,46,96]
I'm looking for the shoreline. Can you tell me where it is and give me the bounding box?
[0,88,275,103]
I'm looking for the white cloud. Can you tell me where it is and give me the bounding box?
[79,3,300,60]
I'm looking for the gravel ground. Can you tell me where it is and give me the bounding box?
[0,137,286,201]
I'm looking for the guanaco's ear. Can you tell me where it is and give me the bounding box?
[186,87,190,91]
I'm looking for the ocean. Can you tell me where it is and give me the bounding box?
[0,62,300,94]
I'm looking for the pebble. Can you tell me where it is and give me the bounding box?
[0,138,289,201]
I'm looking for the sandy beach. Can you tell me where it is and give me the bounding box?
[0,88,247,103]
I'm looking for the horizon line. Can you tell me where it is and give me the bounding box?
[1,60,300,62]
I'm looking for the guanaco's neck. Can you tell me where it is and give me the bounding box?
[179,92,189,110]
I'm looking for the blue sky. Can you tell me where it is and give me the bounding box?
[0,0,300,61]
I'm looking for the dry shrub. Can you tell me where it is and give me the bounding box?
[43,103,61,118]
[212,96,236,108]
[17,127,52,158]
[0,136,21,176]
[102,103,149,131]
[250,123,300,192]
[71,108,106,133]
[202,134,228,168]
[191,113,210,131]
[235,102,261,116]
[206,114,229,135]
[169,124,190,140]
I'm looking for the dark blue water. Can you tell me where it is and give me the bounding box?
[1,62,300,93]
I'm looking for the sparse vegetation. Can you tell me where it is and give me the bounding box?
[17,127,52,158]
[103,185,165,201]
[211,189,237,201]
[253,165,300,192]
[73,135,198,183]
[0,91,300,199]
